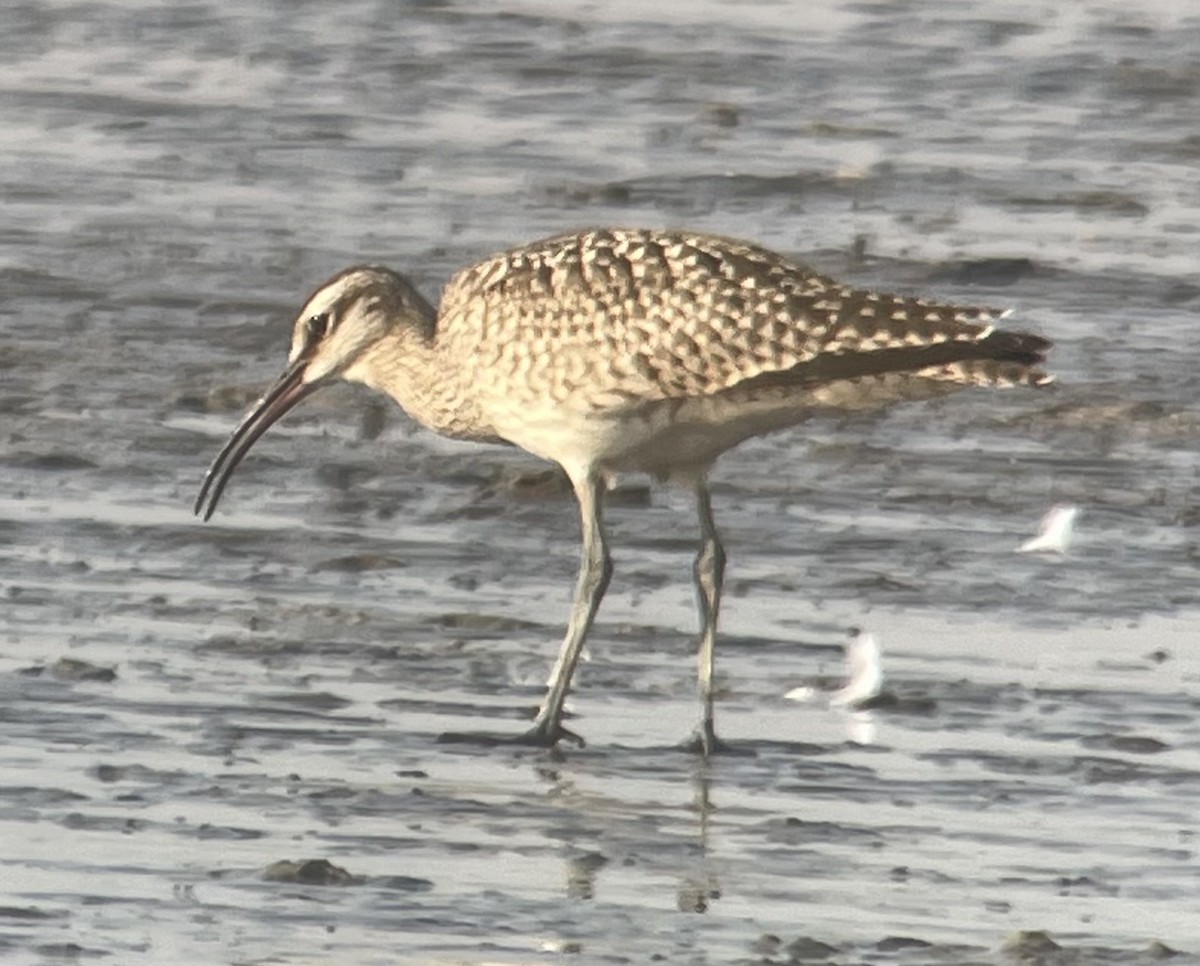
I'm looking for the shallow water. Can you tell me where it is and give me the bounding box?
[3,0,1200,963]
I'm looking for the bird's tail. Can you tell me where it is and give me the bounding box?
[914,329,1053,389]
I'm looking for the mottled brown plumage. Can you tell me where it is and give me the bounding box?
[438,227,1047,407]
[196,226,1052,753]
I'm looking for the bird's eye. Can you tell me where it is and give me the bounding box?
[305,313,331,341]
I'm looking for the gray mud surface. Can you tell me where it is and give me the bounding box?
[3,1,1200,963]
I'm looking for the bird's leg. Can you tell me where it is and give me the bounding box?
[682,476,738,756]
[441,471,611,750]
[517,471,612,748]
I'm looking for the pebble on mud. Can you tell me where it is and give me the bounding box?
[173,385,262,414]
[928,257,1037,286]
[702,102,740,127]
[19,658,117,682]
[783,936,838,961]
[313,552,407,572]
[875,937,932,952]
[262,859,355,886]
[1001,929,1060,960]
[483,465,651,506]
[434,612,543,633]
[14,452,97,471]
[488,466,571,501]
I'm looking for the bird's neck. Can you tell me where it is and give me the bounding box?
[344,327,500,444]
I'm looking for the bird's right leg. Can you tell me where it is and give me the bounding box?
[438,470,611,750]
[517,470,612,748]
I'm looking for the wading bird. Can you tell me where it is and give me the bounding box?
[195,227,1051,754]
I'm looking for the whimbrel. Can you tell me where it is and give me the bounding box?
[194,227,1051,754]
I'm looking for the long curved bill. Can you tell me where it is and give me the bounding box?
[193,358,322,521]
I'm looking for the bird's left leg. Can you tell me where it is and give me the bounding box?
[685,474,734,756]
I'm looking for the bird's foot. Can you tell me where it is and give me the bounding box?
[512,719,586,749]
[437,718,586,750]
[679,722,754,757]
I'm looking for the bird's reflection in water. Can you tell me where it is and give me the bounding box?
[677,763,721,913]
[843,709,877,745]
[530,756,723,916]
[565,850,609,900]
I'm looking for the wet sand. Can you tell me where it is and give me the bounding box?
[3,1,1200,962]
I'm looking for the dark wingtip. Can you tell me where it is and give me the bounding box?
[981,329,1052,367]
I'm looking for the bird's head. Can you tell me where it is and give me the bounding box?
[288,265,434,382]
[194,265,434,520]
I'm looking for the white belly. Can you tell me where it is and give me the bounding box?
[488,392,811,483]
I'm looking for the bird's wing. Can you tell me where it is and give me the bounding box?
[439,227,1049,411]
